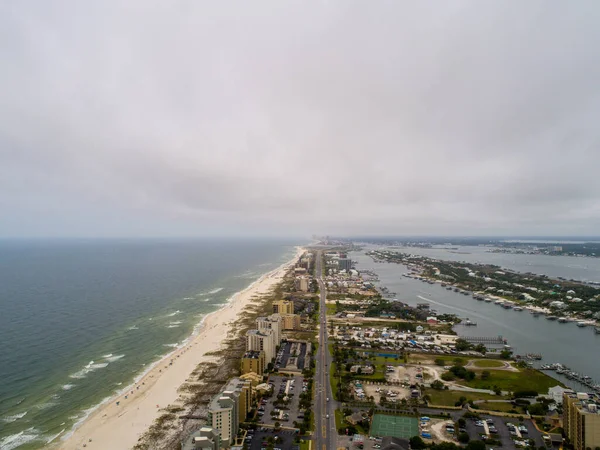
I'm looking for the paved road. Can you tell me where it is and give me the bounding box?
[314,252,337,450]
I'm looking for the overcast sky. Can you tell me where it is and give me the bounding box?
[2,1,600,238]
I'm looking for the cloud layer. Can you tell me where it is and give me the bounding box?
[2,1,600,237]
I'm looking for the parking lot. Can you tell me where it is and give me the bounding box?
[276,341,308,372]
[257,374,305,427]
[337,434,383,450]
[245,428,299,450]
[464,415,546,450]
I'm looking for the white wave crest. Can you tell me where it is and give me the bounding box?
[62,384,76,390]
[46,428,65,444]
[0,428,40,450]
[69,361,109,379]
[104,354,125,362]
[163,343,178,348]
[127,325,139,330]
[3,411,27,423]
[198,287,223,296]
[36,401,58,410]
[166,310,181,317]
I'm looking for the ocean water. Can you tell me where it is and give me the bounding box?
[0,239,300,450]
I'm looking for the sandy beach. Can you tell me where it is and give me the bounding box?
[59,247,304,450]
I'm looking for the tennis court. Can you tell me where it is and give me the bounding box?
[370,414,418,438]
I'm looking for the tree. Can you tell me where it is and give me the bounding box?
[431,380,445,390]
[455,339,472,352]
[474,344,487,354]
[274,421,281,430]
[458,432,470,443]
[410,436,427,449]
[434,358,446,366]
[458,418,466,428]
[466,440,487,450]
[500,349,513,359]
[481,370,490,380]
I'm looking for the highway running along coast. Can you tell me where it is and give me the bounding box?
[314,251,337,450]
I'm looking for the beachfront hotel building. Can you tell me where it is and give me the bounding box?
[207,394,237,447]
[338,257,352,272]
[563,391,600,450]
[273,299,295,315]
[207,378,253,447]
[256,314,282,348]
[182,426,221,450]
[241,350,265,375]
[294,276,310,292]
[246,329,275,362]
[281,313,301,330]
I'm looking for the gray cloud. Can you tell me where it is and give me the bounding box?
[2,0,600,237]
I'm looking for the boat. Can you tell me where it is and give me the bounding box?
[546,316,558,321]
[577,322,588,328]
[513,306,523,311]
[494,300,504,305]
[454,288,460,292]
[446,287,453,291]
[595,326,600,334]
[558,317,568,323]
[483,298,492,303]
[502,303,513,309]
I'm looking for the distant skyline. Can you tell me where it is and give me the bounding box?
[2,1,600,238]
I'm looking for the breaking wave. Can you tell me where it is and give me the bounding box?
[2,411,27,423]
[69,361,109,379]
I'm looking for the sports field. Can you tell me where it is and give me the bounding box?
[370,414,418,438]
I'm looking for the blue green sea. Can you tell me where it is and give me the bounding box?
[0,239,301,449]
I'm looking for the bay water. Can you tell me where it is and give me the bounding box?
[352,245,600,390]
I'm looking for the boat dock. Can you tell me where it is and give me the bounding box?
[462,335,507,345]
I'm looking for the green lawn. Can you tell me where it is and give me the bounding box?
[471,359,505,368]
[476,401,523,413]
[330,365,340,401]
[455,368,563,393]
[299,439,311,450]
[325,303,337,315]
[334,409,344,430]
[408,354,467,365]
[425,389,505,406]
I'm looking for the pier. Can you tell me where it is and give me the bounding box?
[462,335,507,345]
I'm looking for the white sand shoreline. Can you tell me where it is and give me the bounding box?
[58,246,304,450]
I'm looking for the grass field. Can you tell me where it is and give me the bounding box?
[371,414,418,438]
[408,354,469,365]
[471,359,505,368]
[475,401,523,413]
[330,365,340,400]
[455,368,563,392]
[334,409,344,431]
[299,440,311,450]
[325,303,337,315]
[425,389,505,406]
